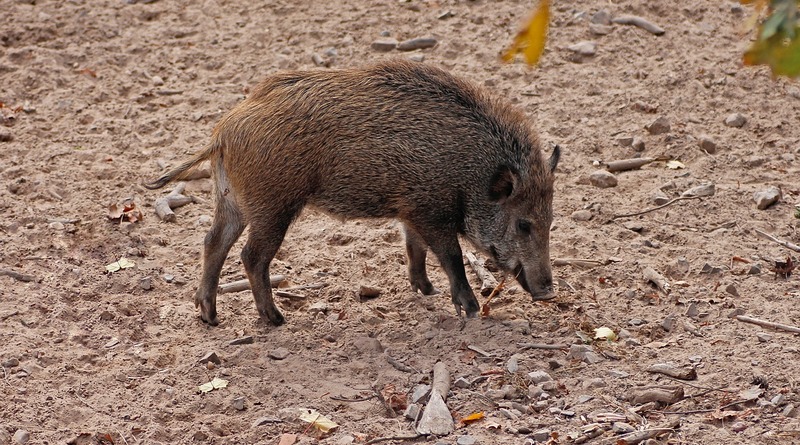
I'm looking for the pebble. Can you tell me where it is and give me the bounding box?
[724,113,747,128]
[152,75,164,86]
[749,263,762,275]
[589,170,618,188]
[662,314,677,332]
[591,9,612,25]
[337,435,355,445]
[456,435,477,445]
[757,332,773,342]
[685,302,699,318]
[699,135,718,154]
[753,186,781,210]
[308,302,328,315]
[571,209,593,221]
[199,351,221,365]
[408,54,425,62]
[229,336,254,345]
[589,24,613,35]
[725,284,739,297]
[163,274,175,283]
[268,347,290,360]
[139,276,152,291]
[651,189,670,205]
[631,137,645,152]
[607,369,630,378]
[0,130,13,142]
[498,408,519,420]
[2,357,20,367]
[577,394,594,404]
[196,215,212,226]
[567,344,605,364]
[612,422,636,434]
[358,285,382,300]
[411,384,431,403]
[232,396,245,411]
[531,429,551,442]
[617,136,633,147]
[352,336,384,354]
[527,370,553,384]
[646,116,670,135]
[397,37,438,51]
[568,41,597,57]
[454,377,470,388]
[783,404,798,417]
[700,263,723,274]
[404,403,420,420]
[13,430,29,445]
[528,385,544,399]
[772,394,786,406]
[371,38,398,52]
[486,389,506,400]
[681,182,715,198]
[584,377,606,388]
[506,356,519,373]
[731,421,748,432]
[623,221,643,232]
[251,416,282,427]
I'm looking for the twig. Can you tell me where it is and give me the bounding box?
[553,258,608,267]
[613,195,702,219]
[517,342,569,351]
[736,315,800,334]
[0,269,36,282]
[154,182,195,222]
[465,252,498,296]
[604,157,661,173]
[217,275,286,294]
[643,267,670,295]
[480,276,506,317]
[1,310,20,321]
[754,229,800,253]
[386,354,417,373]
[659,375,736,394]
[330,394,376,402]
[115,429,130,445]
[612,15,666,36]
[364,434,426,445]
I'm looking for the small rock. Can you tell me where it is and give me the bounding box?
[731,421,747,432]
[411,384,431,403]
[589,24,613,35]
[506,356,519,373]
[772,394,786,406]
[561,410,576,417]
[2,357,20,367]
[486,389,506,400]
[408,54,425,62]
[577,394,594,404]
[139,276,152,291]
[607,369,629,378]
[199,351,221,365]
[268,347,290,360]
[397,37,438,51]
[681,182,715,198]
[748,263,762,275]
[699,135,717,154]
[568,41,597,57]
[353,336,383,354]
[725,284,739,297]
[528,385,544,399]
[501,384,521,399]
[498,408,519,420]
[567,344,604,364]
[571,209,593,221]
[631,137,645,152]
[0,130,13,142]
[229,336,254,345]
[612,422,636,434]
[753,186,781,210]
[12,430,29,445]
[251,416,282,427]
[724,113,747,128]
[163,274,175,283]
[308,302,328,315]
[757,332,773,343]
[454,377,470,388]
[541,381,557,391]
[404,403,420,420]
[371,38,398,52]
[336,435,355,445]
[456,435,477,445]
[531,429,551,442]
[628,319,647,326]
[528,370,553,384]
[589,170,618,188]
[651,189,670,205]
[783,403,798,417]
[232,396,245,411]
[623,221,643,232]
[584,377,606,389]
[591,9,612,25]
[685,302,699,318]
[700,263,723,274]
[152,75,164,86]
[662,314,677,332]
[646,116,670,135]
[48,221,64,230]
[358,285,382,300]
[196,215,212,226]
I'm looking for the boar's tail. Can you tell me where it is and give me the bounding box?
[143,142,218,190]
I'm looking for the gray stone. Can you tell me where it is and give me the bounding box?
[531,429,552,442]
[731,421,748,432]
[783,403,798,417]
[571,209,593,221]
[268,347,290,360]
[753,186,781,210]
[411,384,431,403]
[561,410,576,417]
[404,403,420,420]
[567,344,605,364]
[772,394,786,406]
[232,396,245,411]
[139,276,152,291]
[541,381,557,391]
[631,137,645,152]
[617,136,634,147]
[528,370,553,384]
[196,215,212,226]
[352,336,383,354]
[607,369,630,378]
[568,41,597,57]
[397,37,438,51]
[700,263,723,274]
[577,394,594,404]
[506,355,519,373]
[591,9,612,25]
[229,336,254,345]
[757,332,773,342]
[623,221,643,232]
[589,170,618,188]
[725,284,739,297]
[199,351,221,365]
[699,135,717,154]
[589,24,613,35]
[646,116,670,135]
[749,263,762,275]
[13,430,29,445]
[612,422,636,434]
[662,314,677,332]
[651,189,670,205]
[308,302,328,315]
[498,408,519,420]
[251,416,282,427]
[456,435,477,445]
[681,182,715,198]
[501,384,521,399]
[371,38,398,52]
[163,274,175,283]
[486,389,506,400]
[724,113,747,128]
[685,303,699,318]
[584,377,606,388]
[2,357,19,368]
[528,385,544,399]
[453,377,470,388]
[628,319,647,326]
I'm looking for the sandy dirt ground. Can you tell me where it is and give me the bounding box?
[2,1,800,444]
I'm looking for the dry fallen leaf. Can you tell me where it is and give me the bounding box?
[460,411,485,424]
[105,257,135,273]
[666,160,685,169]
[594,327,617,342]
[501,0,550,66]
[298,409,338,433]
[277,434,297,445]
[198,377,228,393]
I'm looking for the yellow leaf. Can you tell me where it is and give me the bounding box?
[460,411,485,423]
[666,160,685,170]
[105,257,135,273]
[298,409,338,433]
[502,0,550,66]
[594,327,617,341]
[198,377,228,393]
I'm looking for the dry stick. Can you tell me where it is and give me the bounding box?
[0,269,36,282]
[643,267,671,295]
[217,275,286,294]
[736,315,800,334]
[664,399,750,415]
[612,15,666,36]
[553,258,607,267]
[465,252,498,296]
[154,182,195,222]
[517,342,569,351]
[604,157,659,173]
[364,434,426,445]
[613,195,702,219]
[386,354,417,373]
[754,229,800,253]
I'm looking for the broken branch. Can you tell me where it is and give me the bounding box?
[643,267,670,295]
[553,258,608,267]
[736,315,800,334]
[612,15,666,36]
[465,252,498,296]
[154,182,196,222]
[604,157,659,173]
[217,275,286,294]
[0,269,36,282]
[754,229,800,253]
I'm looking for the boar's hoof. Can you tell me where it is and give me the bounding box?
[200,311,220,326]
[260,310,286,326]
[454,302,480,318]
[531,291,556,302]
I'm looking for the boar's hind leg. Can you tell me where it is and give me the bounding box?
[413,225,480,317]
[240,214,295,326]
[403,224,438,295]
[196,197,245,326]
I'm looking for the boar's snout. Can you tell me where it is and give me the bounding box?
[513,264,555,301]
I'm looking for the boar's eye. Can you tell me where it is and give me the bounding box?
[517,219,532,235]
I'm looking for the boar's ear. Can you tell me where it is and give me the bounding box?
[549,145,561,173]
[488,165,519,203]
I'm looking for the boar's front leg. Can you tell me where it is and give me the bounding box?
[403,223,438,295]
[411,224,480,317]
